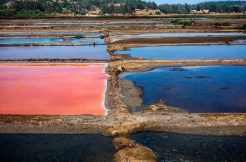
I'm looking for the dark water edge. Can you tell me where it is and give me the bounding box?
[132,132,246,162]
[0,134,115,162]
[122,66,246,113]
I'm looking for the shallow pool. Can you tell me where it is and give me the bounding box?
[132,132,246,162]
[0,32,103,37]
[28,23,175,28]
[0,64,108,115]
[137,32,246,37]
[0,46,109,60]
[0,134,115,162]
[0,37,104,45]
[116,45,246,60]
[110,32,246,42]
[122,66,246,112]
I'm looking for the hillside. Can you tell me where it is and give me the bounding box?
[0,0,246,18]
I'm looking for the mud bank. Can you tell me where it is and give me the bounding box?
[108,28,246,35]
[0,112,245,136]
[111,59,246,72]
[113,35,246,44]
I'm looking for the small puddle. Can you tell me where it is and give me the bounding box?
[0,134,115,162]
[0,46,109,60]
[132,132,246,162]
[116,45,246,60]
[122,66,246,112]
[0,64,108,115]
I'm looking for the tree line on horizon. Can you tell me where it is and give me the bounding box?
[0,0,246,18]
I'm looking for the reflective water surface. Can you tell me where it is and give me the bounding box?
[0,32,103,37]
[116,45,246,60]
[137,32,246,37]
[0,134,115,162]
[122,66,246,112]
[0,46,109,60]
[0,65,108,115]
[0,37,104,45]
[132,133,246,162]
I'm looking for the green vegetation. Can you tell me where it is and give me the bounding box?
[170,19,194,27]
[195,1,246,13]
[240,24,246,30]
[160,1,246,14]
[159,4,191,14]
[0,0,158,18]
[0,0,246,18]
[214,22,231,26]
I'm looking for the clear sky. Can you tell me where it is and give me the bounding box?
[146,0,245,4]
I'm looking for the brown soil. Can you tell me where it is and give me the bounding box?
[113,35,246,44]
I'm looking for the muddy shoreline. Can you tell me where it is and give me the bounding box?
[116,59,246,112]
[113,35,246,44]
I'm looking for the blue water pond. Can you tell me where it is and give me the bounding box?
[0,37,104,45]
[116,45,246,60]
[137,32,246,37]
[0,45,109,60]
[122,66,246,112]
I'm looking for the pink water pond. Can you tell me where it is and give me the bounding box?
[0,64,108,115]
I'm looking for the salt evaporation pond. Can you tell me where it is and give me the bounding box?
[110,32,246,42]
[0,46,109,60]
[0,37,104,45]
[122,66,246,112]
[28,23,175,27]
[0,32,103,37]
[0,64,108,115]
[0,134,115,162]
[116,45,246,60]
[134,32,246,37]
[132,133,246,162]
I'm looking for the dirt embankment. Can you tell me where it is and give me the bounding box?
[119,79,143,110]
[113,35,246,44]
[108,28,246,35]
[112,59,246,72]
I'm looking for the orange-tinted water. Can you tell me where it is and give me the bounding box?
[0,64,108,115]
